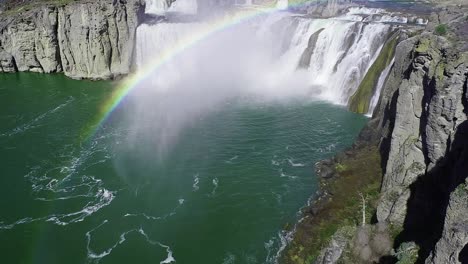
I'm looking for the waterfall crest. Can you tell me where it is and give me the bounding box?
[135,11,391,104]
[145,0,197,15]
[129,5,401,154]
[276,0,288,10]
[145,0,171,15]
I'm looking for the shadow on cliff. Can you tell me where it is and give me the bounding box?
[393,118,468,263]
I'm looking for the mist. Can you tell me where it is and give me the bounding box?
[112,0,390,170]
[115,6,316,164]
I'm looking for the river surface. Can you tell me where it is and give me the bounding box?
[0,73,367,264]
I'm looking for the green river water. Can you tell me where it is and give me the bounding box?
[0,73,367,264]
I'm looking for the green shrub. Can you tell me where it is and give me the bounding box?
[394,242,419,264]
[435,24,448,36]
[335,163,347,173]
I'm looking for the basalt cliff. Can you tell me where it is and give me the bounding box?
[285,3,468,264]
[0,0,144,79]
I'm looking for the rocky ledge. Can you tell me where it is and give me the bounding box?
[0,0,144,79]
[284,3,468,264]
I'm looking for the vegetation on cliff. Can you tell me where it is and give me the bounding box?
[283,145,383,264]
[348,33,399,114]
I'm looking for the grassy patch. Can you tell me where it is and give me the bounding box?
[348,33,399,114]
[415,37,432,53]
[335,163,347,173]
[435,24,448,36]
[454,182,467,197]
[283,145,383,263]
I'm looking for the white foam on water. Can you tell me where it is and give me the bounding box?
[138,228,176,264]
[271,158,281,166]
[124,198,186,221]
[86,221,176,263]
[0,217,45,230]
[287,158,305,167]
[0,97,74,137]
[192,173,200,191]
[222,252,236,264]
[0,184,115,229]
[211,178,219,196]
[264,229,295,264]
[264,238,275,262]
[279,168,297,179]
[46,188,115,226]
[225,155,239,164]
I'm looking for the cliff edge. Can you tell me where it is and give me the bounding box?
[0,0,144,80]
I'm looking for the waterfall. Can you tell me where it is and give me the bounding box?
[168,0,198,14]
[304,21,389,103]
[276,0,288,10]
[135,9,392,105]
[145,0,198,15]
[145,0,170,15]
[366,58,395,117]
[133,5,398,138]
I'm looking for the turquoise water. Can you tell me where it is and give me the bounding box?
[0,73,367,264]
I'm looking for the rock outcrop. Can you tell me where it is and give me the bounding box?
[368,5,468,263]
[0,0,144,79]
[306,5,468,264]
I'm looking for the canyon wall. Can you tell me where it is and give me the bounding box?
[364,6,468,263]
[0,0,144,79]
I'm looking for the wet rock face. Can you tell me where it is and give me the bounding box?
[0,0,144,79]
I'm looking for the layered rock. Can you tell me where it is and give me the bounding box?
[368,6,468,262]
[0,0,144,79]
[374,32,468,224]
[427,180,468,264]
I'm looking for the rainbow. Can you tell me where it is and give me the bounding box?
[82,2,310,141]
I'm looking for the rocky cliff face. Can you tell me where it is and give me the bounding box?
[309,5,468,264]
[369,6,468,263]
[0,0,144,79]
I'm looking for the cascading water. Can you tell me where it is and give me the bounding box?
[367,58,395,117]
[145,0,171,15]
[136,4,391,107]
[168,0,198,14]
[276,0,288,10]
[145,0,198,15]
